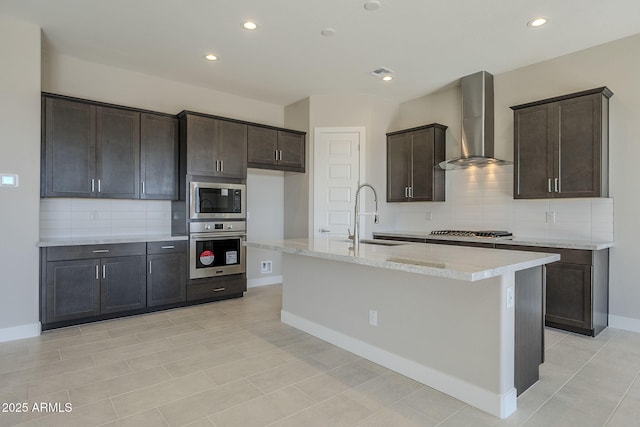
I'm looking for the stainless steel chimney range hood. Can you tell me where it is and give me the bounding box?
[439,71,511,169]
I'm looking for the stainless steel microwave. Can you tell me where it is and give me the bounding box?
[189,182,246,220]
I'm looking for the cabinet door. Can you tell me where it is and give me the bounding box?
[410,128,436,201]
[44,98,96,197]
[147,252,187,306]
[514,104,554,198]
[278,131,305,172]
[545,262,592,331]
[387,133,411,202]
[186,114,218,176]
[555,94,602,198]
[101,255,146,314]
[96,107,140,198]
[217,120,247,178]
[247,125,278,167]
[140,114,178,200]
[46,259,101,323]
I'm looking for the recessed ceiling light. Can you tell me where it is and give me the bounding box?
[243,21,258,30]
[371,67,394,81]
[527,17,548,27]
[204,54,218,61]
[364,0,381,11]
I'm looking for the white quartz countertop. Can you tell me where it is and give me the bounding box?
[245,238,560,281]
[38,235,188,247]
[373,231,614,250]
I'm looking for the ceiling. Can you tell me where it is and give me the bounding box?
[2,0,640,106]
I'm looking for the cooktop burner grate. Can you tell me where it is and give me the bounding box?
[430,230,513,238]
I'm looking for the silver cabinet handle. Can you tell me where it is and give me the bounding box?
[548,178,552,193]
[141,181,145,194]
[215,160,219,171]
[102,265,106,279]
[554,178,559,192]
[91,179,95,192]
[220,160,224,172]
[404,187,409,198]
[149,261,152,275]
[95,265,99,280]
[161,245,175,249]
[274,150,278,161]
[213,287,226,292]
[92,249,109,253]
[97,179,101,193]
[409,186,414,198]
[279,150,283,161]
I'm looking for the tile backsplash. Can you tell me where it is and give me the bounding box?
[391,165,614,241]
[40,198,172,239]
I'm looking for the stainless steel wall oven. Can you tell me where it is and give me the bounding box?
[189,221,246,279]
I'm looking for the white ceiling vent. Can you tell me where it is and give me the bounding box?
[370,67,394,79]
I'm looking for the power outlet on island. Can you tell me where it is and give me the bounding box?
[369,309,378,326]
[260,260,272,274]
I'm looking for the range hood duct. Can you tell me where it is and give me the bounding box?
[439,71,511,169]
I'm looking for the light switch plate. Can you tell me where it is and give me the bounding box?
[0,174,18,187]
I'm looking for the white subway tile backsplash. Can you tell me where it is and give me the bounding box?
[39,198,172,239]
[395,165,614,241]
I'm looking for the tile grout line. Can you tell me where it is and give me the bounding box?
[517,329,618,426]
[602,369,640,426]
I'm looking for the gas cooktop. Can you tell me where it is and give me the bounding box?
[429,230,513,238]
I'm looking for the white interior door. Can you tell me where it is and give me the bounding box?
[314,127,364,237]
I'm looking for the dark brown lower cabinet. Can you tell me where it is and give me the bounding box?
[46,258,101,323]
[147,241,187,307]
[495,245,608,337]
[101,255,146,314]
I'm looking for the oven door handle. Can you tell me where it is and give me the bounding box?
[190,233,247,240]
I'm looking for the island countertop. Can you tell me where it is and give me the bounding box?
[245,237,560,281]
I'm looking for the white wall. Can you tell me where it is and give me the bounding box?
[286,94,399,239]
[392,33,640,331]
[246,169,284,287]
[0,15,41,342]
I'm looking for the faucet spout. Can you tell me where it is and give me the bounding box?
[351,183,379,250]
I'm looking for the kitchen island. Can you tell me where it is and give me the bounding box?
[245,238,559,418]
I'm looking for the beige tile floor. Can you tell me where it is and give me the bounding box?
[0,284,639,427]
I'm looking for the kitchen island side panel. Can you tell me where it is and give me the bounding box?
[281,252,517,418]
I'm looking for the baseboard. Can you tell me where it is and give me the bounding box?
[247,275,283,288]
[609,314,640,334]
[281,310,517,419]
[0,322,41,343]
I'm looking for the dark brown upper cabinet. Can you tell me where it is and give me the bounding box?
[511,87,612,199]
[140,113,179,200]
[247,125,306,172]
[386,124,446,202]
[179,112,247,179]
[42,94,178,200]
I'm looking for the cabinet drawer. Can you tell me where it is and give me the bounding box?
[47,242,146,261]
[187,276,246,301]
[147,240,187,254]
[496,244,592,265]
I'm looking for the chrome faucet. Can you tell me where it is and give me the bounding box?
[348,183,379,250]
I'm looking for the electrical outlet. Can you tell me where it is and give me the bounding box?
[425,211,432,221]
[369,309,378,326]
[545,211,556,223]
[260,260,272,274]
[506,287,515,308]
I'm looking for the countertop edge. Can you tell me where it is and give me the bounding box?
[372,231,614,251]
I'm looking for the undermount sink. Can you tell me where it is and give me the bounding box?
[336,238,407,246]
